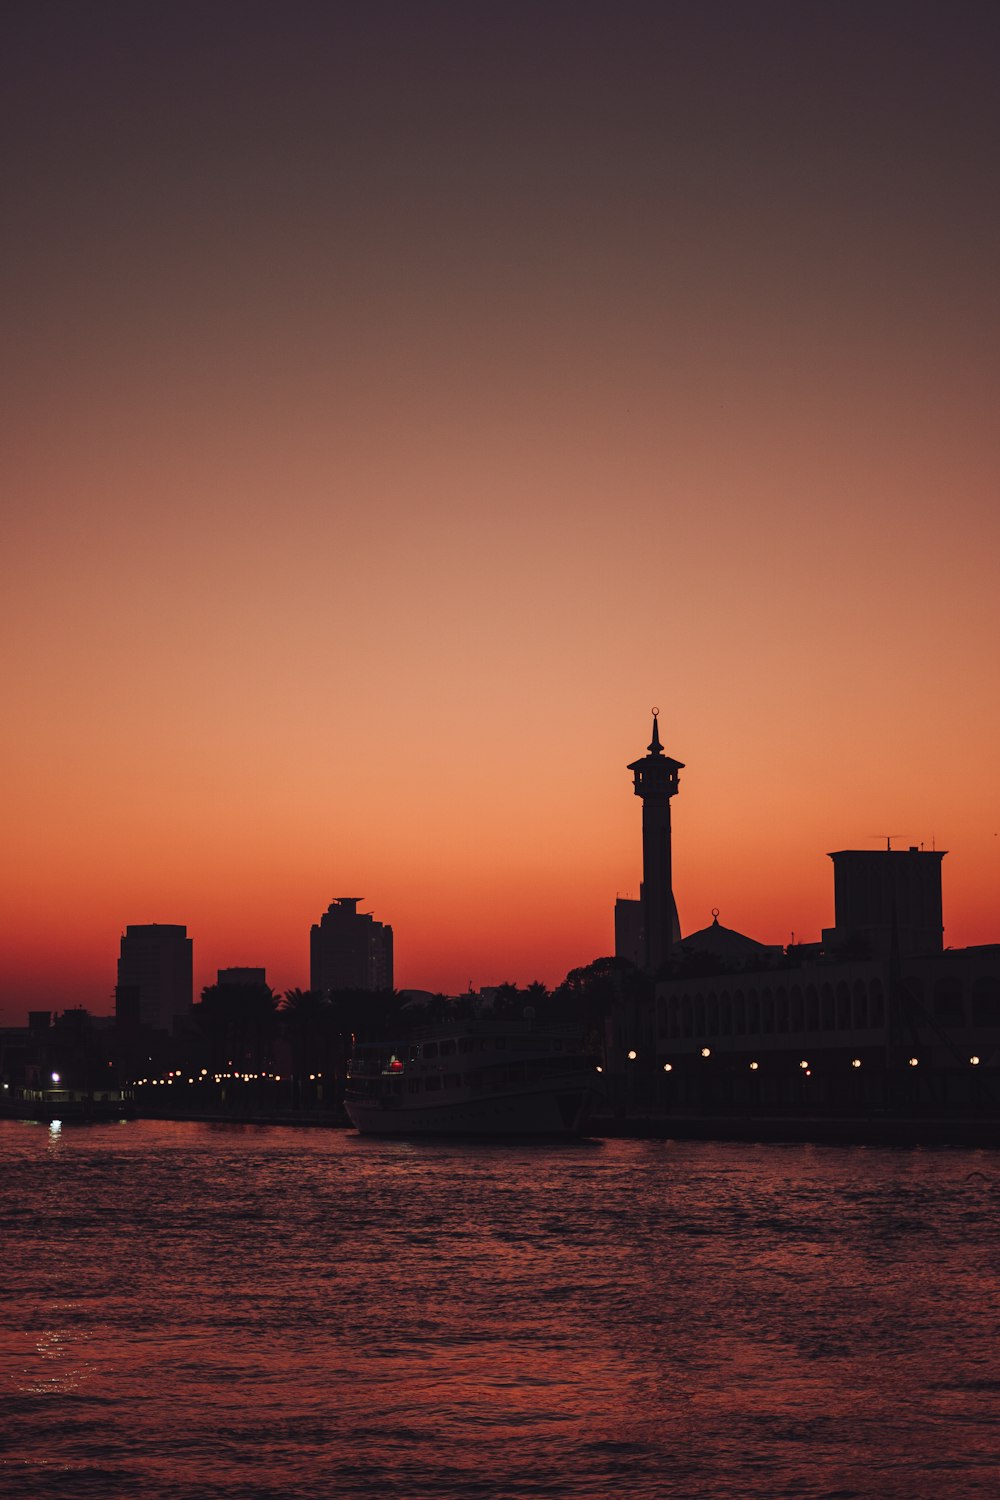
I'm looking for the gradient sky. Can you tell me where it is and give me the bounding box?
[3,1,998,1020]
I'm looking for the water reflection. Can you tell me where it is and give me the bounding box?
[1,1122,997,1499]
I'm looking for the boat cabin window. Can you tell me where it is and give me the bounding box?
[423,1041,439,1059]
[440,1039,456,1057]
[443,1074,460,1090]
[424,1076,441,1091]
[458,1037,475,1054]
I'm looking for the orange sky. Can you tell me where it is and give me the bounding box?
[2,2,998,1021]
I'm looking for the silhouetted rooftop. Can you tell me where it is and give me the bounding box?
[675,913,772,959]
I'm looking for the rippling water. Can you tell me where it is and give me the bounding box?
[2,1121,998,1499]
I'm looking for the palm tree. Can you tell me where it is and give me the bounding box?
[196,981,279,1079]
[281,988,331,1108]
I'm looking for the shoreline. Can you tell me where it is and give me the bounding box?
[13,1106,996,1148]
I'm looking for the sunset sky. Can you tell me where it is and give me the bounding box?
[3,1,998,1021]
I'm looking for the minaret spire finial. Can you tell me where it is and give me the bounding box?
[648,706,662,755]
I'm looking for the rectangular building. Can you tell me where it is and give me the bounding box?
[310,898,393,994]
[116,923,193,1033]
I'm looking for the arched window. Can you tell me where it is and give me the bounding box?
[734,991,746,1035]
[902,975,926,1020]
[972,975,1000,1026]
[870,978,884,1027]
[748,990,760,1034]
[821,984,835,1030]
[836,981,851,1030]
[805,985,819,1032]
[695,994,706,1036]
[933,976,964,1028]
[776,987,789,1033]
[682,997,692,1038]
[707,994,719,1037]
[790,986,803,1031]
[720,993,732,1035]
[853,980,868,1030]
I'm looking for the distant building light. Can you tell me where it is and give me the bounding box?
[663,1063,672,1073]
[700,1047,711,1058]
[627,1050,637,1061]
[595,1065,603,1074]
[799,1060,809,1070]
[970,1055,981,1066]
[749,1061,759,1071]
[851,1058,862,1069]
[908,1057,919,1067]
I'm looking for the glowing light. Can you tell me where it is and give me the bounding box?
[595,1065,603,1073]
[851,1058,862,1069]
[309,1073,316,1080]
[970,1055,980,1066]
[700,1047,711,1058]
[749,1061,759,1071]
[627,1049,637,1061]
[49,1119,62,1134]
[908,1057,919,1067]
[663,1063,672,1073]
[799,1060,809,1069]
[51,1072,61,1083]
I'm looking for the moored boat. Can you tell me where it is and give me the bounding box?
[0,1082,137,1123]
[345,1017,602,1136]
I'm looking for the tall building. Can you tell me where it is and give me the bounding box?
[823,847,946,958]
[616,711,683,974]
[310,897,393,994]
[115,923,193,1032]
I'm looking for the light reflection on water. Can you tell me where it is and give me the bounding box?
[1,1121,998,1499]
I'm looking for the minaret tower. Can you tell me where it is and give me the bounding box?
[627,709,684,974]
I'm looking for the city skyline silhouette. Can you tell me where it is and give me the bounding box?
[3,2,998,1021]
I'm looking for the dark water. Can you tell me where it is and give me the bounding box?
[2,1122,998,1499]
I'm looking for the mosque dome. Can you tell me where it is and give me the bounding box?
[675,911,772,959]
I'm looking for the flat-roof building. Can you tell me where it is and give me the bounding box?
[115,923,193,1033]
[310,897,393,994]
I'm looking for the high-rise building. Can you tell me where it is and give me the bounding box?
[310,898,393,994]
[616,711,683,974]
[115,923,193,1032]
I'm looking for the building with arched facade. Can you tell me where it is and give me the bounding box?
[615,838,999,1114]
